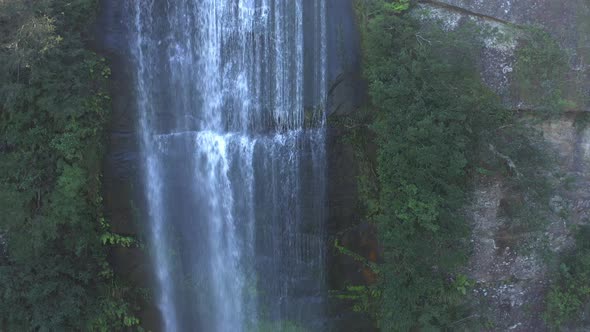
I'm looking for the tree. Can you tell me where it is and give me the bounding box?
[353,2,506,329]
[0,0,141,330]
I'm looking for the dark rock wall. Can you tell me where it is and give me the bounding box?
[324,2,378,330]
[93,1,161,329]
[326,0,365,117]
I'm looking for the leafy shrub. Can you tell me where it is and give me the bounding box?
[0,0,142,330]
[513,26,575,113]
[347,1,555,329]
[545,227,590,328]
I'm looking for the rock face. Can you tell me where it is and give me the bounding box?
[326,0,364,117]
[415,1,590,330]
[433,0,590,53]
[326,1,590,331]
[420,0,589,110]
[463,115,590,331]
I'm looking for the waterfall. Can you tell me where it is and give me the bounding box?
[128,0,327,331]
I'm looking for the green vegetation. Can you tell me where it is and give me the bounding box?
[0,0,579,330]
[544,226,590,329]
[331,284,382,314]
[360,7,500,330]
[513,26,577,112]
[383,0,410,13]
[0,0,141,330]
[339,1,553,330]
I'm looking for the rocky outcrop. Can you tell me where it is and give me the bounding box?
[326,0,364,117]
[426,0,590,54]
[461,114,590,331]
[415,1,590,330]
[326,1,590,330]
[418,0,589,110]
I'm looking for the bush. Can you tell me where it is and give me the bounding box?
[349,1,553,329]
[545,227,590,328]
[0,0,141,330]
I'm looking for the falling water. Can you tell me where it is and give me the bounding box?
[128,0,327,331]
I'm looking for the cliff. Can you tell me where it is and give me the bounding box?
[422,1,589,330]
[327,0,590,330]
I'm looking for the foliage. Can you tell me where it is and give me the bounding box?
[334,239,368,263]
[331,284,382,314]
[475,115,554,253]
[384,0,411,13]
[513,26,576,113]
[0,0,142,330]
[544,226,590,328]
[367,17,498,330]
[338,1,560,330]
[348,0,555,330]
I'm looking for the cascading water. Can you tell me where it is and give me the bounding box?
[128,0,327,330]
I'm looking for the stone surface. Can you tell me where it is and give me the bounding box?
[415,1,590,330]
[326,0,365,117]
[328,0,590,329]
[419,0,590,111]
[431,0,590,55]
[466,177,551,331]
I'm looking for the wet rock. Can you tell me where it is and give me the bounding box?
[325,0,364,117]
